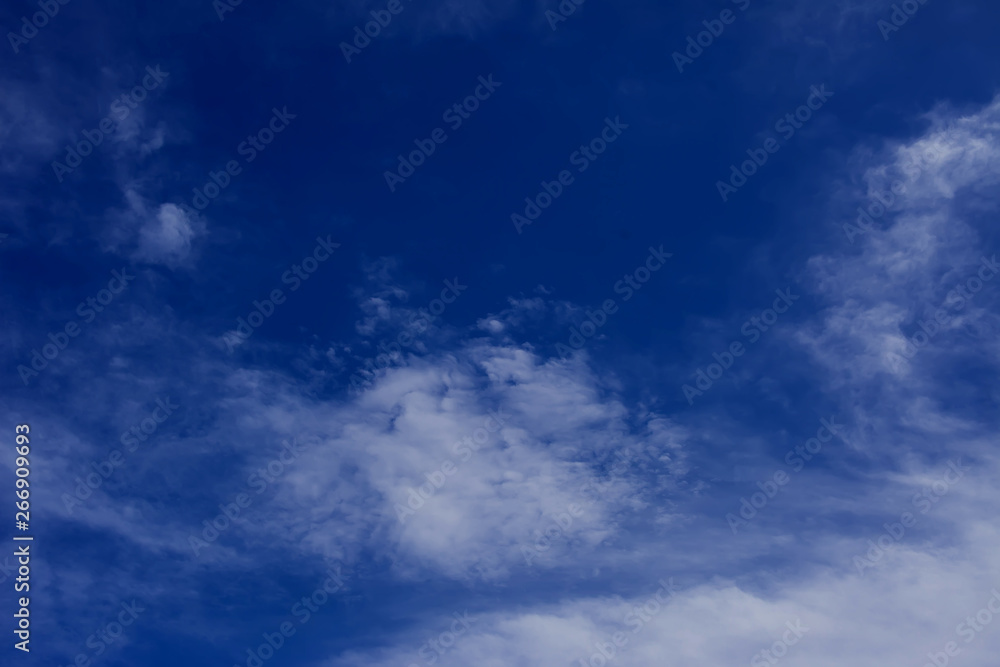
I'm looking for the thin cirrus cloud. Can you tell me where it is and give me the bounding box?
[309,91,1000,667]
[3,3,1000,665]
[7,93,1000,660]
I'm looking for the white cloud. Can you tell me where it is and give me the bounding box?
[797,96,1000,411]
[134,202,202,267]
[17,94,1000,664]
[305,93,1000,667]
[322,526,1000,666]
[108,188,204,268]
[235,341,689,580]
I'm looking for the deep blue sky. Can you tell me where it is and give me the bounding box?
[2,0,1000,666]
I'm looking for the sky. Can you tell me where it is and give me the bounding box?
[2,0,1000,665]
